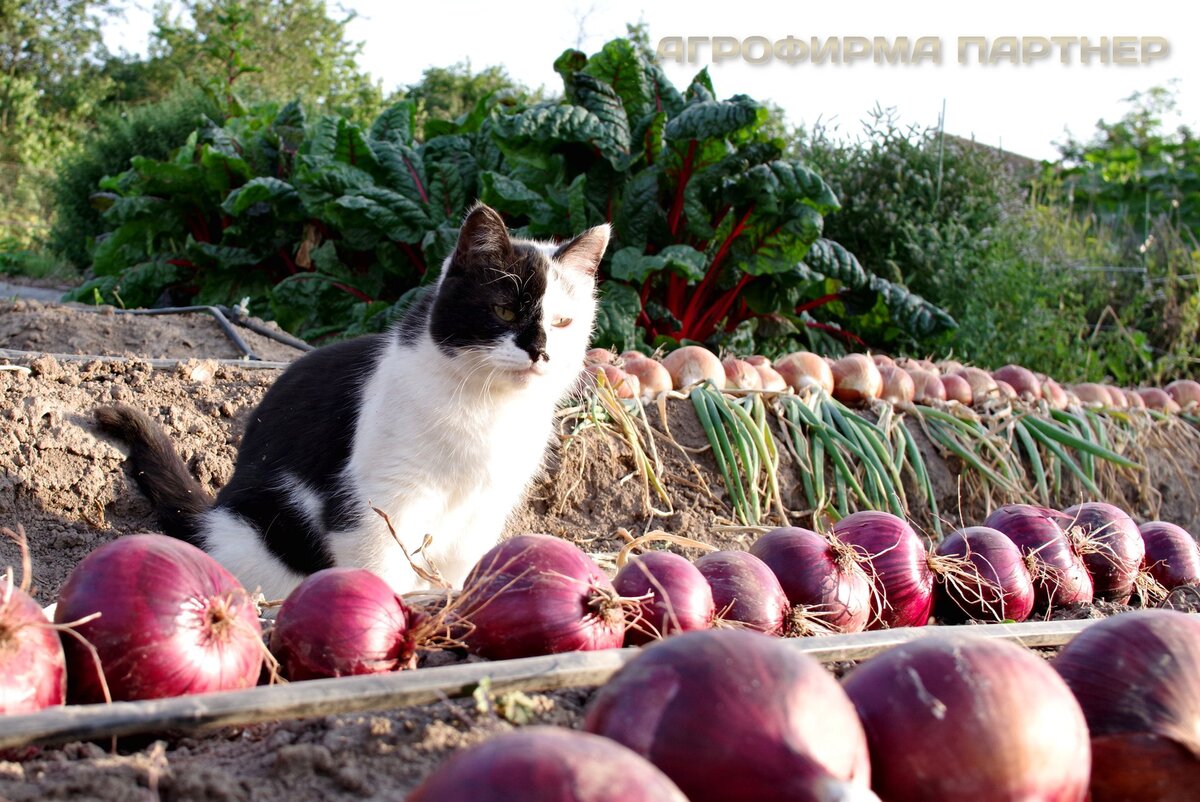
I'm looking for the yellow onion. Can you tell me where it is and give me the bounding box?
[830,354,883,405]
[754,364,788,392]
[775,351,834,395]
[995,380,1018,402]
[1073,383,1112,408]
[1041,377,1069,410]
[992,365,1042,401]
[586,347,615,364]
[954,367,1000,405]
[622,357,672,402]
[941,374,973,405]
[1123,390,1146,410]
[585,363,639,399]
[907,369,946,404]
[1166,379,1200,410]
[721,357,763,391]
[871,353,896,369]
[938,359,965,374]
[744,355,771,367]
[878,366,915,406]
[1138,388,1181,413]
[662,346,725,390]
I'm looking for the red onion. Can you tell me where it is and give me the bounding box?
[269,567,418,680]
[993,364,1042,401]
[932,526,1035,623]
[1,573,66,714]
[831,511,933,629]
[694,550,789,635]
[831,354,883,405]
[584,629,873,802]
[1061,502,1144,603]
[54,534,263,704]
[775,351,835,395]
[409,726,689,802]
[1140,521,1200,589]
[983,504,1094,612]
[1054,610,1200,801]
[845,634,1090,802]
[662,346,724,390]
[749,527,872,634]
[458,534,624,660]
[612,552,715,645]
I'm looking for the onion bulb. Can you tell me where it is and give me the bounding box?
[941,373,973,405]
[954,367,1000,405]
[622,357,672,401]
[1061,502,1144,604]
[721,357,763,390]
[749,527,872,634]
[270,567,418,680]
[458,534,625,660]
[583,629,875,802]
[1139,521,1200,590]
[612,552,715,645]
[845,634,1090,802]
[1042,377,1070,410]
[992,364,1042,401]
[906,369,946,404]
[1073,383,1113,407]
[1054,610,1200,801]
[1138,388,1181,413]
[662,346,725,390]
[877,366,915,406]
[983,505,1094,612]
[1166,379,1200,410]
[831,354,883,405]
[409,727,690,802]
[775,351,834,395]
[831,511,934,629]
[55,534,263,704]
[932,527,1034,623]
[585,363,639,399]
[1,570,66,714]
[694,551,789,635]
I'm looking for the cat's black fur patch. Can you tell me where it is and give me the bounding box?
[212,335,386,575]
[430,241,550,360]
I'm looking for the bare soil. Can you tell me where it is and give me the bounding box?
[1,301,1198,800]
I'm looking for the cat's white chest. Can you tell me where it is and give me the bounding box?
[330,338,560,590]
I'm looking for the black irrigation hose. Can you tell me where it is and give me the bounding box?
[110,305,314,360]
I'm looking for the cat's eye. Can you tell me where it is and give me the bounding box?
[551,316,573,328]
[493,305,516,322]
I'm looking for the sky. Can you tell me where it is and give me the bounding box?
[101,0,1196,161]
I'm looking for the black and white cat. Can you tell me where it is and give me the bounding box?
[97,203,608,600]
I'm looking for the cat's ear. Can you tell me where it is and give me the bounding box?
[454,203,512,263]
[553,223,611,277]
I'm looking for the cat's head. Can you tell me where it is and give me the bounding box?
[429,202,608,391]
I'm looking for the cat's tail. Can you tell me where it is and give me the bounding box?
[94,403,211,544]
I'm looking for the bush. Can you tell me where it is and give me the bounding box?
[49,87,222,269]
[62,38,955,350]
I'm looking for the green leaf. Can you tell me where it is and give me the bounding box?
[593,281,641,350]
[659,244,708,281]
[582,39,652,121]
[369,140,431,209]
[610,247,665,283]
[491,104,626,168]
[572,73,631,159]
[553,49,588,95]
[665,95,762,143]
[422,225,460,276]
[567,173,589,229]
[739,207,824,277]
[614,165,661,250]
[221,177,299,216]
[480,171,555,225]
[371,101,416,145]
[271,100,306,152]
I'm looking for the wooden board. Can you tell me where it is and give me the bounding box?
[0,618,1098,749]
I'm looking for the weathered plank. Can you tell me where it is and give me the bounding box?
[0,618,1099,749]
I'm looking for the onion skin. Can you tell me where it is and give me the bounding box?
[270,567,416,680]
[775,351,835,395]
[584,629,874,802]
[871,353,896,369]
[877,366,915,406]
[1054,610,1200,801]
[940,373,973,405]
[831,354,883,405]
[1073,382,1112,407]
[54,534,263,704]
[906,369,946,404]
[749,527,871,634]
[831,511,934,629]
[622,357,672,401]
[932,527,1035,623]
[612,552,715,645]
[954,367,999,405]
[409,726,690,802]
[1123,389,1146,409]
[993,364,1042,401]
[1140,521,1200,590]
[694,551,789,635]
[983,504,1094,612]
[0,582,66,714]
[1139,387,1182,413]
[460,534,625,660]
[1166,379,1200,410]
[753,363,788,392]
[1061,502,1144,603]
[721,357,763,390]
[1042,377,1070,410]
[845,635,1090,802]
[662,346,725,390]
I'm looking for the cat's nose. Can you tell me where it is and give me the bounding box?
[532,348,549,363]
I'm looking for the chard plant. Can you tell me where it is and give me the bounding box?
[68,36,955,351]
